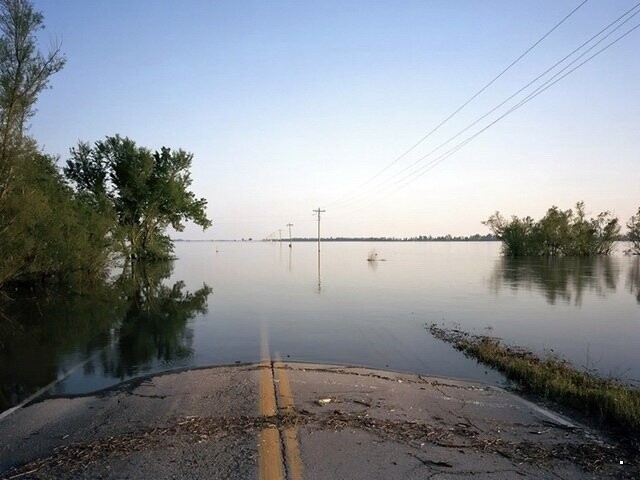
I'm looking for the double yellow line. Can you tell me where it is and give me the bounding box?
[258,325,303,480]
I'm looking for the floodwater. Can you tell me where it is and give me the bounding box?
[1,241,639,412]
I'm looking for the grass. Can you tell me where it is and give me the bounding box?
[428,324,640,436]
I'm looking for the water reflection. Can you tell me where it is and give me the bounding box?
[0,261,211,411]
[100,262,212,378]
[489,256,620,305]
[316,249,322,294]
[628,257,640,304]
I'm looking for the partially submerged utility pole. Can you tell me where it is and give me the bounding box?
[312,208,326,253]
[286,223,293,248]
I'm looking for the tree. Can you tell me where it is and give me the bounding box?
[65,135,212,260]
[483,212,539,256]
[0,152,113,286]
[627,207,640,255]
[0,0,93,289]
[484,202,620,257]
[0,0,65,205]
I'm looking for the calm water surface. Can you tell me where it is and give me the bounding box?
[1,241,639,412]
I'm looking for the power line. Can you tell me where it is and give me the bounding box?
[331,3,640,213]
[383,5,640,191]
[384,5,638,188]
[392,18,640,192]
[335,19,640,217]
[325,0,590,208]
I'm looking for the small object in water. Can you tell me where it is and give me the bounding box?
[316,398,332,406]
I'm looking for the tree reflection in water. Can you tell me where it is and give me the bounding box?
[489,256,620,306]
[101,261,212,378]
[0,261,211,411]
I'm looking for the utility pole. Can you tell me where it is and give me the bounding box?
[312,208,326,253]
[278,229,282,243]
[286,223,293,248]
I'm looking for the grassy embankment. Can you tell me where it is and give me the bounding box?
[428,324,640,436]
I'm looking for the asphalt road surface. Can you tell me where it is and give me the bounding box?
[0,360,636,479]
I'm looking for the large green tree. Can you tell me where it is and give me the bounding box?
[65,135,212,260]
[1,152,112,286]
[0,0,109,288]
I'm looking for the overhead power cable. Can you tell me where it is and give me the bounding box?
[386,4,640,189]
[325,0,590,208]
[333,19,640,217]
[332,2,640,212]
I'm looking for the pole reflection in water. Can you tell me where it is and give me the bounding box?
[316,248,322,294]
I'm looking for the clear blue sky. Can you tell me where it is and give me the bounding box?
[30,0,640,239]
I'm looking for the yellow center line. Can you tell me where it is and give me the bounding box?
[258,426,284,480]
[273,359,294,411]
[274,357,304,480]
[259,361,278,417]
[258,325,284,480]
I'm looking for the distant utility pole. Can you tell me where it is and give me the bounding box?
[286,223,293,248]
[313,208,326,253]
[278,229,282,243]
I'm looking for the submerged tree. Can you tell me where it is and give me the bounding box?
[1,152,113,285]
[65,135,212,260]
[483,213,540,256]
[0,0,109,288]
[626,207,640,255]
[484,202,620,257]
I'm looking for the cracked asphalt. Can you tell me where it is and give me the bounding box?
[0,363,636,479]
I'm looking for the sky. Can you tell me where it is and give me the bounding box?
[29,0,640,239]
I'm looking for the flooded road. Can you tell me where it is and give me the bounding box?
[1,241,639,412]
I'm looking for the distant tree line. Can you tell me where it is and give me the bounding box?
[484,202,640,257]
[0,0,210,290]
[264,234,498,242]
